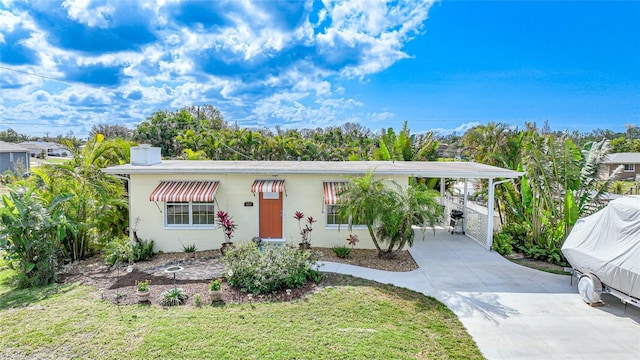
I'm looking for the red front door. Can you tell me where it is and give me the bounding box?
[259,192,283,239]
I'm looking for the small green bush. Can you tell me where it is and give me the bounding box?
[159,288,187,306]
[130,238,154,262]
[501,222,530,249]
[332,246,351,259]
[0,188,62,288]
[103,236,131,266]
[492,233,513,255]
[223,242,322,295]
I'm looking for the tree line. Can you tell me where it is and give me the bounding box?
[1,104,638,288]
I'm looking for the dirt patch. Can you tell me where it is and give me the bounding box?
[505,253,570,274]
[315,247,418,272]
[57,247,417,307]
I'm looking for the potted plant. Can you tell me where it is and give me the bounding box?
[217,211,237,255]
[209,278,223,302]
[294,211,316,250]
[182,243,197,259]
[136,279,150,303]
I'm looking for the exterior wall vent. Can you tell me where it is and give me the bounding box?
[131,144,161,166]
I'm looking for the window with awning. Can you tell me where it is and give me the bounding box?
[149,181,219,202]
[251,179,285,193]
[323,181,348,205]
[149,181,219,227]
[323,181,363,227]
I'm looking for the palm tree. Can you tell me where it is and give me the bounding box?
[462,122,514,167]
[36,135,131,261]
[338,171,443,258]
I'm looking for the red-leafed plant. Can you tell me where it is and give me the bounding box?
[294,211,317,247]
[216,211,237,243]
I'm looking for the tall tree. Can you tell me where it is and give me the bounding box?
[461,122,517,168]
[133,108,197,157]
[35,135,131,261]
[89,123,133,140]
[0,128,30,143]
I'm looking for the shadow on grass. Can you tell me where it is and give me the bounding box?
[0,279,78,310]
[322,272,519,323]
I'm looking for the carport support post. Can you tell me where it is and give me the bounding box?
[487,179,514,250]
[486,178,494,250]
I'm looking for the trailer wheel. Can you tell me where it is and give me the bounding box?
[578,273,603,305]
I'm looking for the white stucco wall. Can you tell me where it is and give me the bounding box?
[129,173,408,253]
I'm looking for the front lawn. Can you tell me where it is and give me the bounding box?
[0,264,483,359]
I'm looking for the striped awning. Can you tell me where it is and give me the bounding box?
[149,181,219,202]
[251,179,285,193]
[323,182,348,205]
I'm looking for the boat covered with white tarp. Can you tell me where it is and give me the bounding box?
[561,196,640,306]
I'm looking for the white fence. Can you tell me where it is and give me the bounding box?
[441,196,489,249]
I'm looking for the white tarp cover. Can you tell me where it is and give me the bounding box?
[562,196,640,299]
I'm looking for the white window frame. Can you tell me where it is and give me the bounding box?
[325,204,366,229]
[165,201,216,229]
[623,164,635,172]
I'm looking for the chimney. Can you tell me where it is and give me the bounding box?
[130,144,161,166]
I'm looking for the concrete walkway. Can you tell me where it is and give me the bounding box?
[320,228,640,360]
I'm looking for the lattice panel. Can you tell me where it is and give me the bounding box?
[442,197,489,248]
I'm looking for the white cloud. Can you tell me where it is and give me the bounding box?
[0,10,21,42]
[0,0,437,138]
[62,0,115,28]
[367,111,395,122]
[431,122,482,136]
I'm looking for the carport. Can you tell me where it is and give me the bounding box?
[402,161,523,250]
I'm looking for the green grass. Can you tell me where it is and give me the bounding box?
[42,156,72,164]
[0,263,483,359]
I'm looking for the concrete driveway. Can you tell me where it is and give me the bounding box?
[320,228,640,359]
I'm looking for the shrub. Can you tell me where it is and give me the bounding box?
[103,236,131,266]
[0,188,64,288]
[130,238,154,262]
[492,233,513,255]
[501,222,530,249]
[159,288,187,306]
[332,246,351,259]
[223,242,322,295]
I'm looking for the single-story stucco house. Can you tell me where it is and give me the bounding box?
[19,141,71,157]
[102,145,522,253]
[602,152,640,181]
[0,141,30,174]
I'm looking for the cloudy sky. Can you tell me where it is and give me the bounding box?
[1,0,638,139]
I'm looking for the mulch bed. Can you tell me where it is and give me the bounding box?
[56,247,418,307]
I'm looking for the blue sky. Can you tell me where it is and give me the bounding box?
[0,0,638,139]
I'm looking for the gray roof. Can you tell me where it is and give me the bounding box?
[18,141,68,150]
[604,153,640,164]
[0,141,30,153]
[103,160,523,179]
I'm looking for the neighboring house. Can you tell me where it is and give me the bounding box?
[0,141,30,174]
[19,141,71,157]
[103,145,521,253]
[602,153,640,181]
[436,143,449,158]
